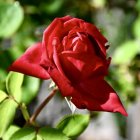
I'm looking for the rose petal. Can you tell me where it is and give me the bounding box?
[64,18,107,57]
[64,18,84,32]
[43,16,72,59]
[71,78,128,116]
[60,51,108,82]
[48,68,75,96]
[52,38,67,78]
[81,22,108,57]
[60,15,73,22]
[9,43,50,79]
[43,20,63,59]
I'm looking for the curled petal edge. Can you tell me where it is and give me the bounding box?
[8,43,50,79]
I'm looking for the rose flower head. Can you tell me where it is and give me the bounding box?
[9,16,127,116]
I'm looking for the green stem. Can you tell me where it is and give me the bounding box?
[20,103,30,122]
[29,87,58,124]
[9,95,30,122]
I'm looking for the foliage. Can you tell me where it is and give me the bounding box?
[0,2,23,38]
[57,114,90,138]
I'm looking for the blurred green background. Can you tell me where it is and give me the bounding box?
[0,0,140,139]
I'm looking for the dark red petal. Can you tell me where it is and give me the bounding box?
[43,16,73,59]
[9,43,50,79]
[64,18,84,33]
[52,38,68,78]
[48,68,75,96]
[60,15,73,22]
[64,18,107,57]
[43,19,63,59]
[60,51,107,82]
[81,22,108,57]
[71,78,128,116]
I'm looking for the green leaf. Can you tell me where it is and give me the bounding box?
[10,127,36,140]
[56,114,90,138]
[22,76,40,104]
[2,125,20,140]
[42,0,64,14]
[133,16,140,39]
[20,103,30,121]
[0,2,24,38]
[6,72,24,102]
[0,98,17,137]
[33,135,43,140]
[38,127,70,140]
[136,0,140,12]
[112,40,140,65]
[0,90,8,103]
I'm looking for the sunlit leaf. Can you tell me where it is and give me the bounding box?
[2,125,20,140]
[0,90,8,103]
[0,98,17,137]
[56,114,90,138]
[6,72,24,102]
[133,16,140,39]
[0,2,24,38]
[20,103,30,121]
[10,127,36,140]
[38,127,70,140]
[112,40,140,65]
[22,76,40,104]
[33,135,43,140]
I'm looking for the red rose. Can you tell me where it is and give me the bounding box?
[9,16,127,116]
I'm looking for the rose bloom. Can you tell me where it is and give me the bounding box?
[9,16,127,116]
